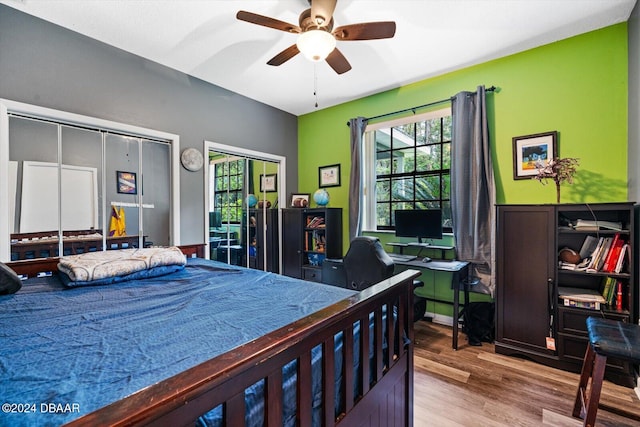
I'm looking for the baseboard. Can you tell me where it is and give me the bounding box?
[424,311,454,327]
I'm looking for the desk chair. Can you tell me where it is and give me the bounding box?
[343,236,425,322]
[572,317,640,426]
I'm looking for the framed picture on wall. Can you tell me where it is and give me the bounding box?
[318,164,341,188]
[512,131,558,180]
[116,171,137,194]
[260,174,277,192]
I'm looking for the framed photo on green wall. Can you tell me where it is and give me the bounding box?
[319,164,341,188]
[512,131,557,180]
[260,174,277,192]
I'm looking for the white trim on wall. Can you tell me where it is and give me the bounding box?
[0,98,181,261]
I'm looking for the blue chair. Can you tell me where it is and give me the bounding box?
[572,316,640,426]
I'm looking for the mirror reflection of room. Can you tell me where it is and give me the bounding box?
[208,151,280,272]
[7,113,171,261]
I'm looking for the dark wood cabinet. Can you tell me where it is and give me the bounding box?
[496,205,555,357]
[496,203,636,386]
[282,208,342,282]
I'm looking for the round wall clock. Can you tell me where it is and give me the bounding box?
[180,148,204,172]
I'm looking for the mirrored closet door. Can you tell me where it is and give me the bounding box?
[206,142,285,273]
[4,110,173,262]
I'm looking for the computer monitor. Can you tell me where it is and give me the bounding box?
[394,209,443,243]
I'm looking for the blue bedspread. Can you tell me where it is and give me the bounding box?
[0,258,356,427]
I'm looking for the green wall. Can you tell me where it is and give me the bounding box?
[297,24,629,318]
[299,23,628,214]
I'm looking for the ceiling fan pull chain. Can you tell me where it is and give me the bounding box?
[314,64,319,108]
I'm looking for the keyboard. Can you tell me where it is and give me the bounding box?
[387,253,417,262]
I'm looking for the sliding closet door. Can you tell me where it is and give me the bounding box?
[208,150,281,271]
[105,134,141,247]
[8,116,59,259]
[60,125,102,255]
[141,139,171,247]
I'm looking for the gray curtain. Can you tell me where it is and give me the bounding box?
[348,117,368,240]
[451,86,496,296]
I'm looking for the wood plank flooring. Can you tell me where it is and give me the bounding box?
[413,321,640,426]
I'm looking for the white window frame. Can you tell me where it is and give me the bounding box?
[361,107,452,232]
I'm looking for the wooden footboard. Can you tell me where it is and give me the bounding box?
[8,259,420,427]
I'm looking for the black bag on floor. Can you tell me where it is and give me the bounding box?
[461,302,495,346]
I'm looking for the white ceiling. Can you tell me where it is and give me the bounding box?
[2,0,636,116]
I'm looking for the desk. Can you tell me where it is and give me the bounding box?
[394,259,470,350]
[387,242,454,260]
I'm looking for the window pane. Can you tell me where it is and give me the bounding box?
[442,201,453,228]
[442,174,450,199]
[391,177,414,201]
[376,156,391,175]
[442,116,452,141]
[392,124,414,149]
[415,175,440,200]
[442,142,451,169]
[375,128,391,149]
[416,121,427,145]
[376,179,390,202]
[427,118,442,144]
[392,149,415,174]
[376,203,391,227]
[416,145,442,172]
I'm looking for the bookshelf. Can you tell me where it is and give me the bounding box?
[496,203,636,386]
[281,208,342,282]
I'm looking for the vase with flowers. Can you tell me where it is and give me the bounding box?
[534,157,579,203]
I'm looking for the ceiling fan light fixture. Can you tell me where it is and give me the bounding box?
[296,30,336,62]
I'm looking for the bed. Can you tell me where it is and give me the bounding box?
[1,247,420,427]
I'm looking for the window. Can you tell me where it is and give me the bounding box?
[213,158,245,223]
[364,108,452,233]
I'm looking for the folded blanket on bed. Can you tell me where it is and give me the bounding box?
[58,246,187,286]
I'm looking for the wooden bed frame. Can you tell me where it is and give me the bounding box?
[7,257,420,427]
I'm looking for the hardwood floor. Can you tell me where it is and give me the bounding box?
[413,321,640,426]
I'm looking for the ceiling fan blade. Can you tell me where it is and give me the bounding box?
[325,48,352,74]
[236,10,301,33]
[267,44,300,66]
[333,21,396,40]
[311,0,337,27]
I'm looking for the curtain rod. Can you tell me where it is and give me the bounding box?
[347,85,496,126]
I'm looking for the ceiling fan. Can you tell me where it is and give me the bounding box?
[236,0,396,74]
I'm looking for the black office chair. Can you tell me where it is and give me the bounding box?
[343,236,426,322]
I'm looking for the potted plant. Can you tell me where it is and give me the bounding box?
[535,157,579,203]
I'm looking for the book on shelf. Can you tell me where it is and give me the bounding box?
[563,299,601,310]
[579,235,599,259]
[600,277,617,305]
[614,244,629,274]
[602,233,623,272]
[306,216,325,228]
[559,286,606,311]
[585,237,612,272]
[558,286,606,303]
[562,299,601,310]
[574,219,623,231]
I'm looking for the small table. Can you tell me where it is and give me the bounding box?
[394,259,470,350]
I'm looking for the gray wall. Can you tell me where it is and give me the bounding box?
[629,2,639,203]
[0,5,298,245]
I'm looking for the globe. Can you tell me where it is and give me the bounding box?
[313,189,330,206]
[246,194,258,208]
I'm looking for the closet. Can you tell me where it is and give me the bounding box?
[1,100,178,262]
